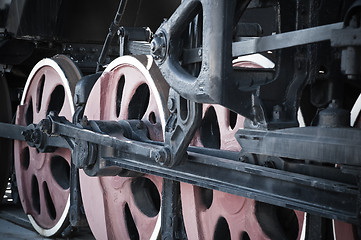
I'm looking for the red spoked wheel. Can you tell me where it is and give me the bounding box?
[181,58,304,240]
[181,104,277,240]
[181,58,360,240]
[14,55,81,236]
[80,55,169,240]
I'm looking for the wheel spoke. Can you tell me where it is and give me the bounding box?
[16,146,36,214]
[101,178,129,239]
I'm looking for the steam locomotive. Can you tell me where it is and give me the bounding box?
[0,0,360,239]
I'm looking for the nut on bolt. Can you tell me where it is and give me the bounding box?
[167,97,176,112]
[39,119,52,133]
[152,147,171,165]
[151,32,167,62]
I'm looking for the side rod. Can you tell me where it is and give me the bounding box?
[233,22,343,57]
[103,150,359,226]
[0,122,27,141]
[1,120,359,225]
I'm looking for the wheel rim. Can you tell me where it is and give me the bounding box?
[13,56,80,236]
[80,55,168,240]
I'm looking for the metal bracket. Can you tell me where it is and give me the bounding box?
[152,0,248,105]
[331,0,361,79]
[161,89,202,167]
[233,22,343,57]
[101,146,360,226]
[160,179,187,240]
[118,27,152,56]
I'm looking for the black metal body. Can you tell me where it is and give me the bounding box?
[151,0,357,130]
[160,179,187,240]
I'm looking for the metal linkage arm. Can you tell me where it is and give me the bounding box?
[0,122,27,141]
[2,115,361,225]
[152,0,246,104]
[182,23,344,62]
[101,147,360,226]
[0,121,69,152]
[161,90,202,167]
[1,114,165,172]
[42,115,165,173]
[236,127,361,166]
[232,22,343,57]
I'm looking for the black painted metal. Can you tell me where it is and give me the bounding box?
[318,100,350,128]
[3,113,361,224]
[163,89,202,167]
[69,107,89,229]
[232,22,343,57]
[160,179,187,240]
[0,38,34,65]
[0,122,27,141]
[236,127,361,165]
[1,0,361,235]
[331,0,361,80]
[1,113,361,225]
[101,151,359,225]
[74,73,102,106]
[6,0,179,43]
[150,0,357,131]
[96,0,128,72]
[305,214,335,240]
[153,0,249,106]
[68,161,87,228]
[0,75,12,204]
[119,27,152,56]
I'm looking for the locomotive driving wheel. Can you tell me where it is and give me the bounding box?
[180,59,359,240]
[181,104,304,240]
[181,59,304,240]
[80,55,169,240]
[13,55,81,237]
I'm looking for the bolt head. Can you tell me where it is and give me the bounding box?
[39,119,52,133]
[168,98,176,111]
[150,41,156,52]
[152,150,162,163]
[150,32,167,61]
[152,147,171,165]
